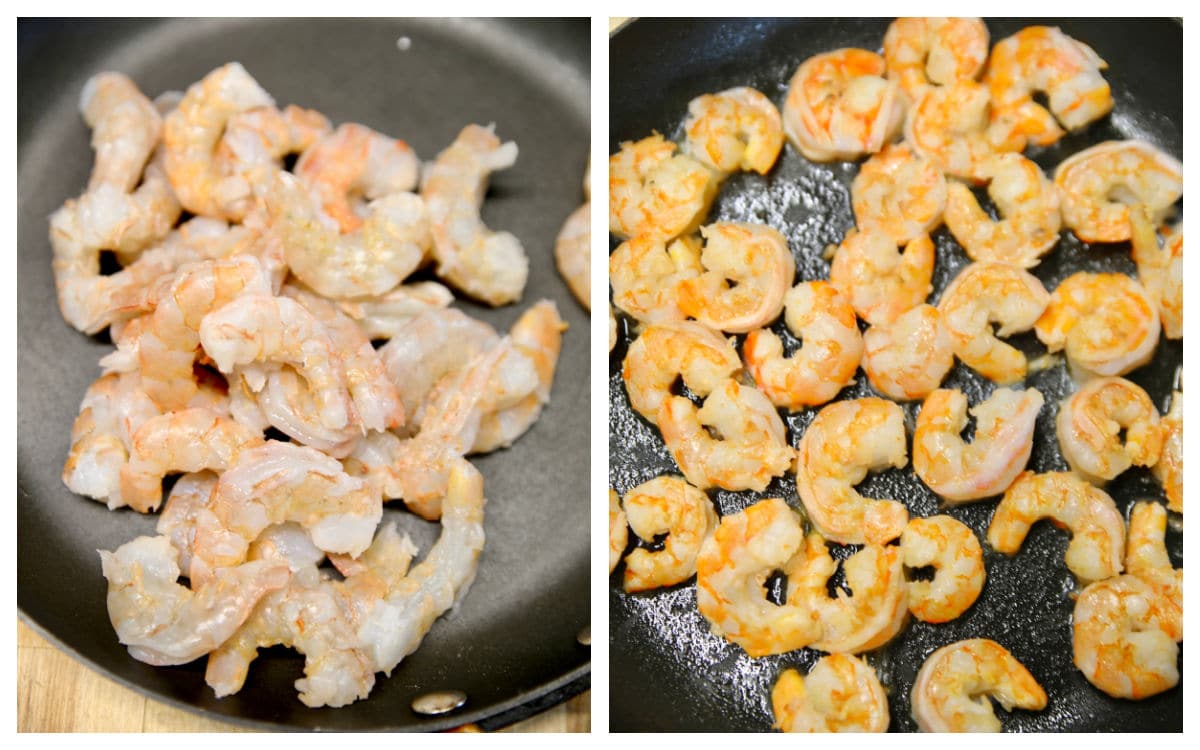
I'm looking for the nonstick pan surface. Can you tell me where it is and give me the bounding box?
[18,17,589,731]
[609,18,1181,732]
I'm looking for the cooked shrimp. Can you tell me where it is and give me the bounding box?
[621,475,716,592]
[609,489,628,574]
[608,133,718,241]
[156,471,218,575]
[683,86,784,175]
[1072,574,1179,699]
[245,367,363,457]
[119,408,264,513]
[801,536,909,654]
[100,534,288,667]
[904,80,1026,183]
[937,261,1050,383]
[862,303,954,401]
[1054,140,1183,244]
[883,18,989,101]
[294,122,419,233]
[987,471,1125,584]
[782,48,905,162]
[828,228,934,327]
[421,123,528,306]
[1057,376,1163,484]
[79,72,162,192]
[911,639,1047,732]
[333,281,455,340]
[658,378,794,493]
[1130,207,1182,339]
[944,153,1062,268]
[795,397,909,545]
[555,201,590,309]
[609,305,619,353]
[1034,271,1160,378]
[901,515,985,623]
[162,62,276,218]
[912,388,1043,503]
[608,233,703,324]
[772,654,889,733]
[1153,392,1182,513]
[743,280,863,409]
[851,143,947,245]
[1124,501,1182,641]
[986,26,1113,145]
[622,320,740,426]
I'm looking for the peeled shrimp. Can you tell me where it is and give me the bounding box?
[801,535,909,655]
[828,228,934,327]
[608,233,702,324]
[911,639,1047,732]
[1054,140,1183,244]
[937,261,1050,384]
[782,48,904,162]
[851,143,947,245]
[862,303,954,401]
[675,222,795,333]
[333,281,455,341]
[795,397,909,545]
[772,654,889,733]
[904,80,1027,183]
[683,86,784,175]
[608,133,718,241]
[987,471,1125,584]
[80,72,163,192]
[609,305,619,353]
[609,489,628,574]
[912,387,1043,503]
[901,515,985,623]
[422,124,528,306]
[156,471,218,575]
[658,378,794,493]
[883,18,989,101]
[555,201,590,309]
[1057,376,1163,484]
[743,280,863,410]
[1034,271,1160,378]
[1130,207,1182,339]
[1124,501,1182,641]
[1153,392,1182,513]
[986,26,1113,146]
[944,153,1062,268]
[621,475,716,592]
[622,320,740,427]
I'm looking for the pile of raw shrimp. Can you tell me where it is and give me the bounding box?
[608,19,1181,732]
[53,62,586,709]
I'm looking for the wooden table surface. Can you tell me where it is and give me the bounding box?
[18,620,589,732]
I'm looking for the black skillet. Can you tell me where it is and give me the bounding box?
[18,18,590,731]
[609,18,1182,732]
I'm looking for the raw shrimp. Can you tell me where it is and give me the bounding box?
[1153,392,1182,513]
[795,397,909,545]
[901,515,985,623]
[119,408,264,513]
[911,639,1047,732]
[772,654,889,733]
[1072,574,1179,699]
[912,387,1043,503]
[675,222,795,333]
[100,535,288,667]
[608,133,718,241]
[421,123,528,306]
[264,170,430,299]
[247,367,362,457]
[743,280,863,410]
[828,228,934,327]
[1124,501,1182,641]
[608,233,702,324]
[555,201,590,309]
[904,80,1026,183]
[883,18,989,101]
[986,26,1113,145]
[944,153,1062,268]
[1054,140,1183,244]
[156,471,218,575]
[1057,376,1163,484]
[1130,207,1182,339]
[683,86,784,175]
[621,475,717,592]
[937,261,1050,384]
[987,471,1125,584]
[162,62,276,218]
[294,122,419,233]
[609,489,628,574]
[621,320,740,426]
[851,143,947,245]
[782,48,905,162]
[333,281,455,340]
[862,303,954,401]
[1034,271,1160,378]
[658,378,794,493]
